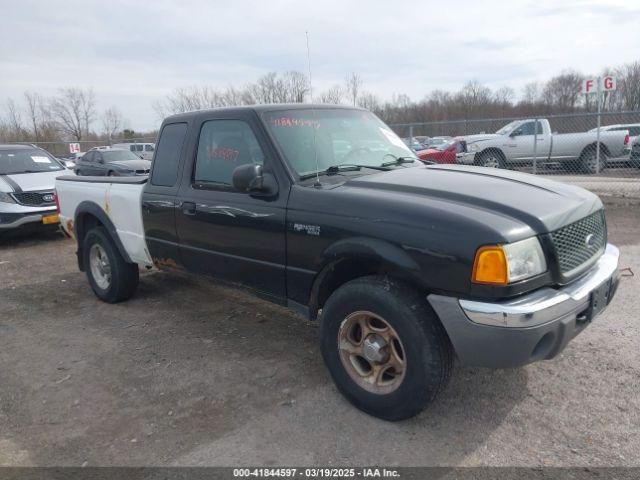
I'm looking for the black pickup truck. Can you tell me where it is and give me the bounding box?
[56,104,621,420]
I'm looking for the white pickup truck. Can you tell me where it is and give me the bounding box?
[456,118,630,173]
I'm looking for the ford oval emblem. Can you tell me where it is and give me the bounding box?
[585,234,596,247]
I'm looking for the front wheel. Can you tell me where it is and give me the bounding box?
[83,226,139,303]
[476,151,504,169]
[319,276,453,421]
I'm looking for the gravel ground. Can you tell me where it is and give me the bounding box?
[0,202,638,467]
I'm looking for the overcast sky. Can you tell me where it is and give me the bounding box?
[2,0,639,131]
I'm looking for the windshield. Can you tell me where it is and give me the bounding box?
[426,138,449,148]
[495,121,521,135]
[102,150,145,162]
[0,149,63,174]
[435,139,456,151]
[263,108,417,178]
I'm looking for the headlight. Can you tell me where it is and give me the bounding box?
[472,237,547,285]
[0,192,16,204]
[468,143,480,152]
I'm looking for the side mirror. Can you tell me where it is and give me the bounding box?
[232,164,278,197]
[509,130,520,138]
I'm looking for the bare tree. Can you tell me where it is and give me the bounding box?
[319,85,344,104]
[50,87,96,141]
[282,71,309,103]
[612,61,640,111]
[102,106,123,140]
[521,82,541,104]
[4,99,24,137]
[24,91,46,140]
[494,86,515,105]
[357,91,382,112]
[541,70,583,110]
[345,73,363,106]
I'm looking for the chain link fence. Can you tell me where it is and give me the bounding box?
[390,110,640,198]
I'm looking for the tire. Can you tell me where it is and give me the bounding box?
[108,171,115,176]
[476,150,504,169]
[581,149,607,174]
[83,226,139,303]
[319,275,453,421]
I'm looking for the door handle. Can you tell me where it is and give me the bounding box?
[182,201,197,215]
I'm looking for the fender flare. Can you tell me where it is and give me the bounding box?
[308,236,422,316]
[74,201,133,270]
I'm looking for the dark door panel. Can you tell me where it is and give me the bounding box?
[175,113,289,299]
[177,197,287,295]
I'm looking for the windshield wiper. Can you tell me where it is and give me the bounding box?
[299,163,390,180]
[381,154,417,167]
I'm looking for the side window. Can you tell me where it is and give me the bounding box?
[514,121,543,136]
[95,152,103,163]
[83,151,94,162]
[193,120,265,188]
[129,145,136,151]
[151,123,188,187]
[628,127,640,136]
[145,144,155,151]
[136,145,143,152]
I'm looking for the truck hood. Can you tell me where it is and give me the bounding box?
[107,160,151,170]
[459,133,500,143]
[0,169,68,192]
[346,164,602,235]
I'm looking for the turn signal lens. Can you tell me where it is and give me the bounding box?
[472,246,508,285]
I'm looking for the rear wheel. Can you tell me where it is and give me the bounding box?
[319,276,453,421]
[83,226,139,303]
[582,149,607,174]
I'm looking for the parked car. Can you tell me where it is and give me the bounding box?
[414,135,430,145]
[112,142,155,160]
[589,123,639,165]
[417,138,464,164]
[424,136,452,149]
[0,144,69,232]
[401,137,426,152]
[74,149,151,177]
[457,119,630,173]
[589,123,640,144]
[56,104,620,421]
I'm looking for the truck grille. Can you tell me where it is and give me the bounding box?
[550,210,606,277]
[11,190,56,207]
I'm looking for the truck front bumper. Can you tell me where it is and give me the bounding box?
[455,152,476,165]
[428,244,620,368]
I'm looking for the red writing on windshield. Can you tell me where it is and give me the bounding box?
[270,117,320,129]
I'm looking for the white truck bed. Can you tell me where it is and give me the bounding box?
[56,176,153,267]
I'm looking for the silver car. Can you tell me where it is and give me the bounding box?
[0,144,70,232]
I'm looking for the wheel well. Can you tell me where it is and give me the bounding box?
[74,212,104,271]
[475,147,505,164]
[310,257,417,320]
[579,142,611,159]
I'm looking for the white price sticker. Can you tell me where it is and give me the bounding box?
[31,156,52,163]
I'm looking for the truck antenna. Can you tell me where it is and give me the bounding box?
[306,30,321,188]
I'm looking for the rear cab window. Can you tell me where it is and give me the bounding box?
[151,123,188,187]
